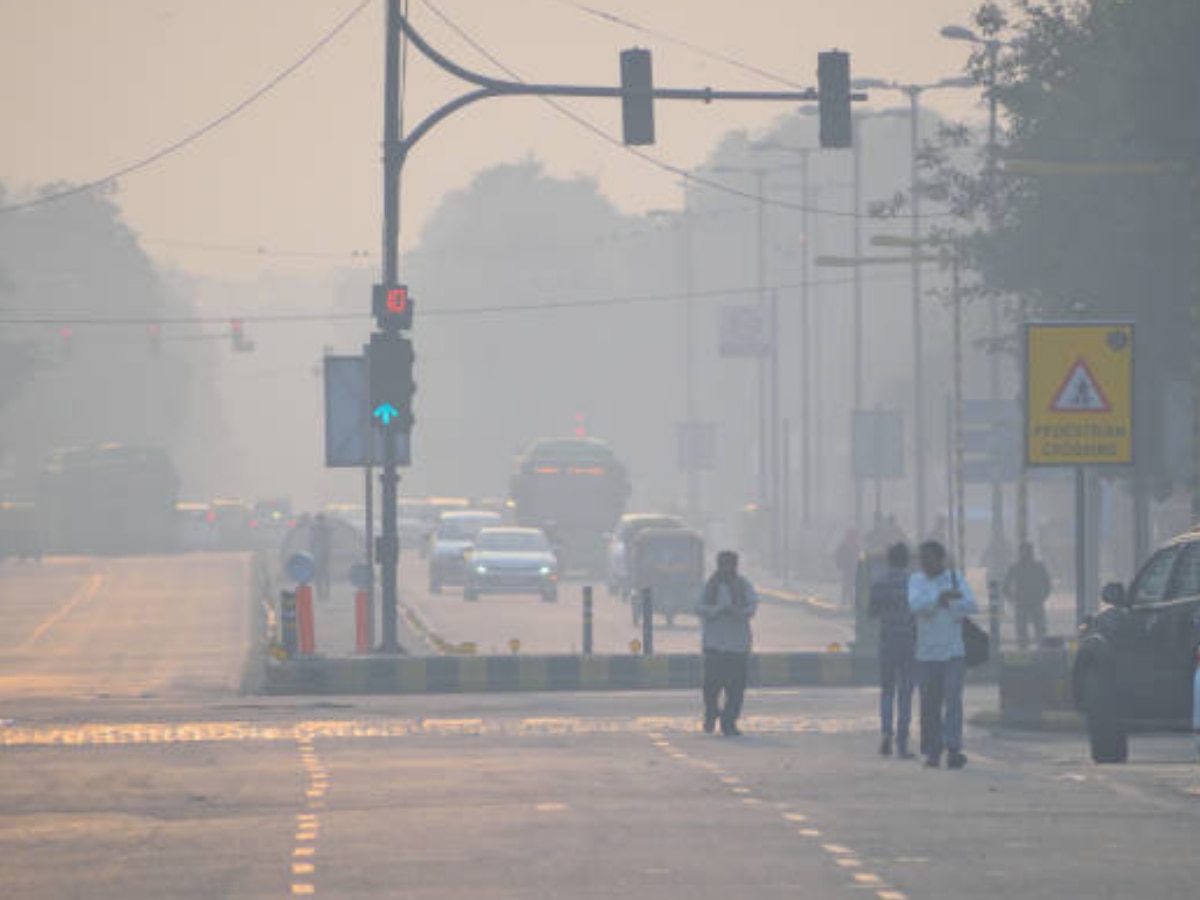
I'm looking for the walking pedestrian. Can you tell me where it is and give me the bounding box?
[1003,541,1052,651]
[869,542,916,758]
[311,513,333,603]
[909,540,977,769]
[834,529,860,609]
[696,550,759,737]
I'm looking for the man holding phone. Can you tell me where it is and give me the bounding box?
[909,540,977,769]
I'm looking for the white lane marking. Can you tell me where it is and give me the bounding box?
[535,802,568,812]
[21,574,104,649]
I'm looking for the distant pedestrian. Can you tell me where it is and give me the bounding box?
[311,513,333,603]
[909,540,977,769]
[696,550,759,737]
[834,529,861,609]
[1003,541,1052,651]
[869,542,916,758]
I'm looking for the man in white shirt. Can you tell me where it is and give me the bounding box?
[696,550,759,736]
[908,540,977,769]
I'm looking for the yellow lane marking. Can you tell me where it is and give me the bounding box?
[799,828,822,837]
[835,858,862,868]
[291,886,314,895]
[21,574,104,650]
[293,864,315,875]
[294,847,315,858]
[732,787,752,794]
[821,843,854,855]
[854,873,884,885]
[0,715,875,747]
[535,803,568,812]
[783,813,808,822]
[878,892,908,900]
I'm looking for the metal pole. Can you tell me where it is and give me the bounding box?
[582,585,594,655]
[782,418,792,586]
[1075,465,1086,627]
[852,115,865,536]
[1191,173,1200,521]
[377,0,403,652]
[953,245,967,572]
[641,588,654,655]
[683,175,700,524]
[770,288,782,575]
[755,171,769,513]
[908,87,927,539]
[985,42,1005,582]
[800,151,813,525]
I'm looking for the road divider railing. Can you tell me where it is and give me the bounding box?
[260,650,877,695]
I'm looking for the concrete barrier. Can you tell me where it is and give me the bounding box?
[996,644,1076,728]
[259,651,881,695]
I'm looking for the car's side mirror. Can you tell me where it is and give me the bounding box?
[1101,582,1127,608]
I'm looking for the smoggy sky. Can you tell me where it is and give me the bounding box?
[0,0,988,279]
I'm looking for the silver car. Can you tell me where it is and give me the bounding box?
[428,511,503,593]
[464,527,559,603]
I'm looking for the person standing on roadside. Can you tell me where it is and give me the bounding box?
[696,550,759,737]
[869,542,916,758]
[909,540,977,769]
[1003,541,1052,651]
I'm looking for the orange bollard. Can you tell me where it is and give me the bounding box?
[355,590,371,654]
[296,584,316,656]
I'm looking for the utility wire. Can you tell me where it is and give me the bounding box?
[548,0,807,90]
[0,269,912,328]
[417,0,953,222]
[0,0,374,215]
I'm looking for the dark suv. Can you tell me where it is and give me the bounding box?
[1073,529,1200,763]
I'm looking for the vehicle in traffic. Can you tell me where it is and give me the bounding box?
[210,497,254,550]
[1073,527,1200,763]
[607,512,687,596]
[628,526,704,627]
[416,497,472,557]
[509,437,630,576]
[463,526,559,603]
[428,510,503,593]
[175,501,218,552]
[37,443,178,555]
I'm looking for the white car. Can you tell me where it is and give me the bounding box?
[607,513,686,595]
[464,527,559,603]
[428,511,502,593]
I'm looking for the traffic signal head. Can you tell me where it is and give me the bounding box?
[230,318,254,353]
[620,48,655,146]
[373,284,414,331]
[368,332,416,431]
[818,50,852,149]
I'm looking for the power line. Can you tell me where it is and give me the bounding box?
[0,269,913,328]
[139,236,378,261]
[547,0,807,91]
[417,0,952,222]
[0,0,374,216]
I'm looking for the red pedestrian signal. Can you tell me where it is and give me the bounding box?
[230,318,255,353]
[373,283,414,331]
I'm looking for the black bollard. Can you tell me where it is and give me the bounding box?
[280,589,298,658]
[641,588,654,656]
[987,579,1002,655]
[582,586,594,655]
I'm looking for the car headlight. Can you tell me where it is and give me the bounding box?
[475,565,488,575]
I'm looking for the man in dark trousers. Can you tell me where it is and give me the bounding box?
[869,542,916,758]
[696,550,759,737]
[909,540,977,769]
[1003,541,1052,650]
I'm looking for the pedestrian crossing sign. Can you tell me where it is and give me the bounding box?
[1026,323,1133,466]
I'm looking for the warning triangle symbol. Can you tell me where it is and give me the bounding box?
[1050,358,1111,413]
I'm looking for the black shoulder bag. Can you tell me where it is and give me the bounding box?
[953,570,990,668]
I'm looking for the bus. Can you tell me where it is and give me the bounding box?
[37,443,179,555]
[509,437,630,575]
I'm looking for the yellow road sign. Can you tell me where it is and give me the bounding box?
[1026,323,1134,466]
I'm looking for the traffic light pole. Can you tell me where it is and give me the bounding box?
[370,7,867,652]
[376,0,404,654]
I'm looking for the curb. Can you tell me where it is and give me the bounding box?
[971,708,1084,733]
[758,587,848,619]
[260,651,878,695]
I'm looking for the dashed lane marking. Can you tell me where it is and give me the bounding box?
[291,737,327,897]
[0,714,875,748]
[20,574,104,650]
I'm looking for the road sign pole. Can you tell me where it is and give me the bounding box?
[1075,465,1087,627]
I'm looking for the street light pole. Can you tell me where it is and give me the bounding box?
[906,85,928,540]
[852,115,865,536]
[683,175,700,524]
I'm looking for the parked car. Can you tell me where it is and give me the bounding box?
[607,513,686,596]
[1073,528,1200,762]
[464,527,558,603]
[428,510,502,593]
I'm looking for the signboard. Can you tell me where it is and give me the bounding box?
[286,552,316,586]
[676,421,717,471]
[323,355,411,468]
[852,409,904,480]
[961,399,1021,483]
[1025,323,1133,466]
[719,306,770,358]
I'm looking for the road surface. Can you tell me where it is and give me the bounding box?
[2,553,1199,899]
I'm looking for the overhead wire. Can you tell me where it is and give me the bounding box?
[0,0,374,215]
[417,0,955,221]
[0,268,914,329]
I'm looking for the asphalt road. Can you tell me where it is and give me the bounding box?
[3,554,1200,899]
[309,557,854,658]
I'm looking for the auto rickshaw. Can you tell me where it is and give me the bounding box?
[629,526,704,627]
